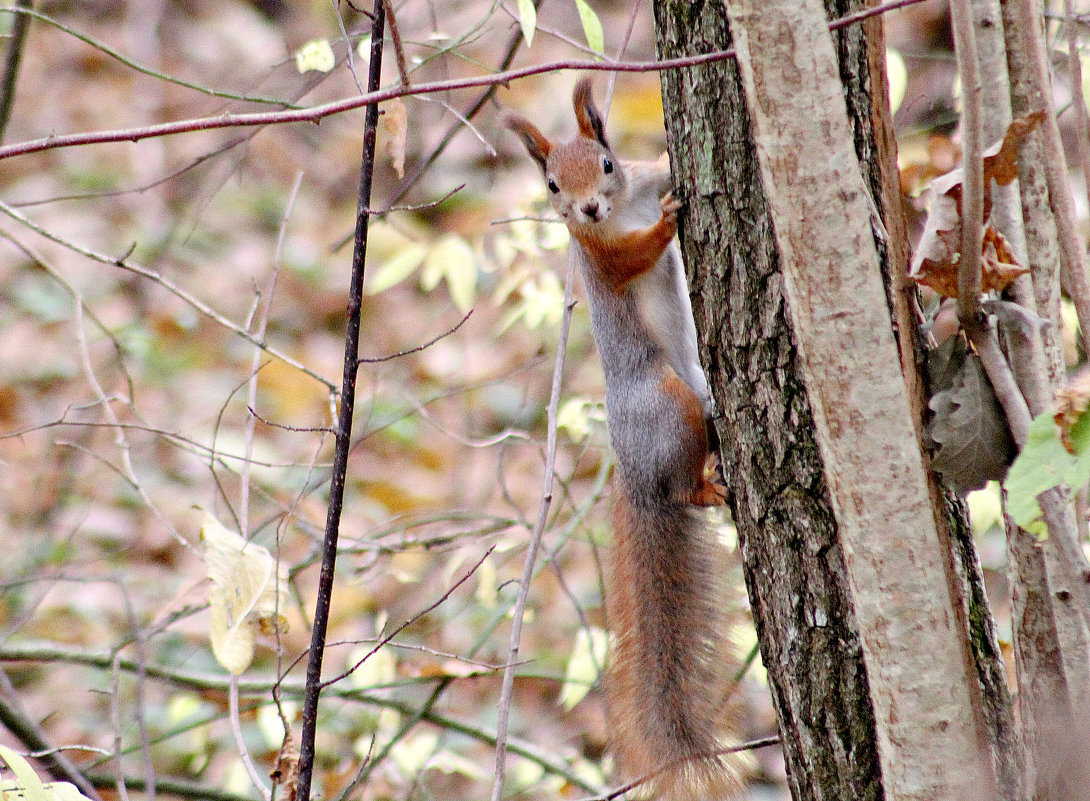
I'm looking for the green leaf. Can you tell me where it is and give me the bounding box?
[1062,406,1090,489]
[574,0,604,55]
[1003,411,1090,536]
[294,39,335,73]
[558,626,608,710]
[516,0,536,47]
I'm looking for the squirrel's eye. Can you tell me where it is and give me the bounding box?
[547,178,560,193]
[603,158,614,174]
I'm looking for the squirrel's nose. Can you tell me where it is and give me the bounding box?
[581,200,600,220]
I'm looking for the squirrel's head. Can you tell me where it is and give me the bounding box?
[505,77,627,226]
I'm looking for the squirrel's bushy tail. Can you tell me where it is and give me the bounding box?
[607,491,740,800]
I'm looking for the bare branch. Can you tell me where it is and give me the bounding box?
[0,0,930,162]
[295,3,385,799]
[951,0,1032,446]
[489,237,579,801]
[1012,0,1090,359]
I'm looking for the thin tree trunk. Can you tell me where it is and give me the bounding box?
[654,1,1019,799]
[1000,4,1090,798]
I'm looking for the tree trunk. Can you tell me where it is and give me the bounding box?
[653,2,1020,799]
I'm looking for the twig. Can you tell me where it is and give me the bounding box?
[0,641,600,793]
[0,199,336,392]
[0,0,931,162]
[295,2,385,799]
[583,735,782,801]
[1063,0,1090,227]
[1013,0,1090,359]
[72,299,191,547]
[229,676,271,800]
[603,0,643,114]
[241,172,302,539]
[108,652,130,801]
[83,773,256,801]
[383,0,410,87]
[489,244,579,801]
[358,310,472,363]
[952,0,984,321]
[0,0,32,142]
[0,669,103,800]
[117,585,155,801]
[0,5,298,108]
[951,0,1031,446]
[321,546,496,688]
[366,14,528,241]
[333,677,452,801]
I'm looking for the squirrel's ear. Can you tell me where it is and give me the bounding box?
[504,113,552,173]
[573,77,609,149]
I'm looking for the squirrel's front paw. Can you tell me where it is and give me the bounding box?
[659,191,681,222]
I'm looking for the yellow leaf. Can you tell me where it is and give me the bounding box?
[428,749,486,779]
[0,746,90,801]
[391,731,438,776]
[887,47,906,116]
[294,39,335,73]
[557,398,593,442]
[573,0,604,54]
[0,746,49,801]
[474,556,498,608]
[516,0,536,46]
[200,513,289,675]
[368,242,428,294]
[558,626,607,710]
[511,757,546,790]
[425,235,477,313]
[966,482,1002,535]
[348,644,397,689]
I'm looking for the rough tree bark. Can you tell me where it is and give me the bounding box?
[652,1,1020,799]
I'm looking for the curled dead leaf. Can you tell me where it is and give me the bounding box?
[383,97,408,179]
[271,733,300,801]
[908,114,1041,299]
[982,111,1046,187]
[910,222,1028,298]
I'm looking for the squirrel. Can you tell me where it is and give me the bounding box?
[505,78,740,800]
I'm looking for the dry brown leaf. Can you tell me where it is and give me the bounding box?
[982,111,1046,187]
[911,223,1027,298]
[271,733,300,801]
[908,115,1041,299]
[1054,371,1090,454]
[383,97,408,179]
[980,225,1030,292]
